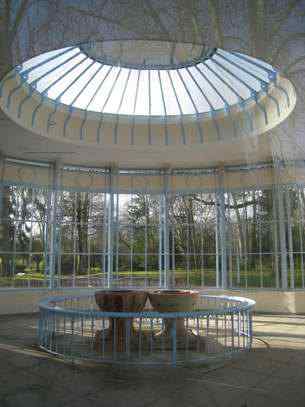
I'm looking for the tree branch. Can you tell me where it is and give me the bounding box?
[272,33,305,64]
[284,55,305,73]
[267,0,303,42]
[143,0,169,37]
[64,5,145,37]
[9,0,30,41]
[193,196,257,209]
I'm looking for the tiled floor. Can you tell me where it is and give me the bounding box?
[0,313,305,407]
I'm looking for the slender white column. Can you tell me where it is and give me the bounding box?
[144,195,148,287]
[158,199,163,287]
[298,188,305,288]
[48,160,61,289]
[277,184,288,289]
[242,193,248,288]
[227,193,233,288]
[200,216,204,286]
[0,153,5,279]
[216,167,227,289]
[107,166,116,288]
[102,184,107,285]
[215,194,220,288]
[272,189,280,289]
[258,199,263,288]
[72,193,77,288]
[0,152,4,219]
[285,187,295,288]
[219,191,227,288]
[215,192,220,288]
[115,192,119,280]
[186,217,190,287]
[271,160,288,290]
[159,168,170,288]
[171,223,176,288]
[87,194,92,287]
[160,204,166,286]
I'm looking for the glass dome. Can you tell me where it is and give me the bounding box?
[13,42,278,116]
[0,40,296,170]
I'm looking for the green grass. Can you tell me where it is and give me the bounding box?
[1,267,304,288]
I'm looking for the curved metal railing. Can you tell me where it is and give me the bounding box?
[38,292,255,366]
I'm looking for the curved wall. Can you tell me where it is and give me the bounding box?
[0,288,304,315]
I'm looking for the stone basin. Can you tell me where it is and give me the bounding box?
[148,290,200,313]
[94,290,147,352]
[148,290,200,337]
[95,289,147,313]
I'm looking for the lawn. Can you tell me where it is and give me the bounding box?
[0,266,304,288]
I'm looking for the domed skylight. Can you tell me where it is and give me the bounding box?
[16,41,277,117]
[0,40,296,168]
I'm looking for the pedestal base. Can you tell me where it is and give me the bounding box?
[94,290,147,353]
[94,319,135,353]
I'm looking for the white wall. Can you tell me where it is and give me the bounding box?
[0,288,94,315]
[0,288,305,315]
[204,288,305,314]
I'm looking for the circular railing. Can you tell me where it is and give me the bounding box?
[38,292,255,366]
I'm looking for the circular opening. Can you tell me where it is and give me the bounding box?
[95,289,140,295]
[80,39,215,69]
[151,290,198,295]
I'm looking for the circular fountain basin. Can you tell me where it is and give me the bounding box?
[148,290,199,313]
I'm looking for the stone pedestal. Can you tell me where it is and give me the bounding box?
[148,290,199,336]
[95,290,147,352]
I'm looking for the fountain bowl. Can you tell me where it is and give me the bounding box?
[148,289,199,313]
[95,289,147,312]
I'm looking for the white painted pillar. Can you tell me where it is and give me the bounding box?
[0,153,5,280]
[107,166,116,288]
[215,192,220,288]
[48,160,61,289]
[159,168,170,288]
[215,195,220,288]
[144,195,148,287]
[102,186,107,286]
[285,187,295,288]
[0,152,4,219]
[216,167,227,289]
[277,183,288,289]
[298,188,305,288]
[115,191,119,280]
[158,197,163,288]
[272,190,280,289]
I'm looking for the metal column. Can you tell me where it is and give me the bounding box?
[298,188,305,288]
[277,183,288,289]
[0,153,5,279]
[215,197,220,288]
[285,187,295,288]
[48,160,61,289]
[216,167,227,289]
[106,166,116,288]
[159,168,170,288]
[272,189,280,288]
[0,152,4,219]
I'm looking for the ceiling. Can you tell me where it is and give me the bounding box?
[0,0,304,170]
